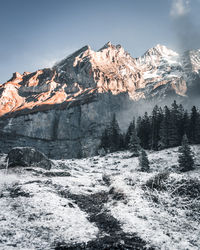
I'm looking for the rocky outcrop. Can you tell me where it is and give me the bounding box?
[7,147,52,170]
[0,92,132,158]
[0,42,199,158]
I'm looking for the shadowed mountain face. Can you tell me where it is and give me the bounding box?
[0,42,200,158]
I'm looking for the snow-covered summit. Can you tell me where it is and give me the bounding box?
[146,44,178,57]
[0,42,199,117]
[137,44,179,66]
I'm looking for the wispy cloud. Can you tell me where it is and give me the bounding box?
[29,47,77,71]
[170,0,200,51]
[170,0,190,18]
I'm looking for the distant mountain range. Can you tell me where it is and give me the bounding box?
[0,42,200,158]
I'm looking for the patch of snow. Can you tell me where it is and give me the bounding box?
[0,176,98,249]
[143,70,159,80]
[0,145,200,249]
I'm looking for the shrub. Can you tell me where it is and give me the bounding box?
[139,150,150,172]
[144,172,170,191]
[170,178,200,199]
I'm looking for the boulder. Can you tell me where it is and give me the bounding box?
[7,147,52,170]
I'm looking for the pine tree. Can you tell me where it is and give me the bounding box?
[119,133,125,150]
[100,113,122,153]
[125,118,135,149]
[195,113,200,144]
[151,105,163,150]
[189,106,200,144]
[190,108,200,144]
[178,134,194,172]
[168,100,179,147]
[137,112,151,149]
[159,102,183,149]
[136,116,142,136]
[159,106,171,149]
[139,149,150,172]
[108,113,121,152]
[176,104,186,144]
[182,110,190,140]
[100,128,110,150]
[129,129,141,157]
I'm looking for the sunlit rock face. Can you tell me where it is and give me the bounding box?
[0,42,199,158]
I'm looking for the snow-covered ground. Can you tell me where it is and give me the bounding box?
[0,146,200,249]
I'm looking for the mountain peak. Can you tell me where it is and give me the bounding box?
[154,44,167,50]
[98,41,123,52]
[12,72,22,79]
[105,41,112,47]
[68,45,91,58]
[143,44,178,58]
[54,45,91,68]
[155,44,178,56]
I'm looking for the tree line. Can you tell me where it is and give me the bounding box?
[100,100,200,152]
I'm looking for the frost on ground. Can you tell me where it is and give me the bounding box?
[0,173,98,249]
[0,146,200,249]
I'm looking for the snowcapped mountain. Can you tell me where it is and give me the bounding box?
[1,42,200,118]
[0,42,200,158]
[135,44,186,98]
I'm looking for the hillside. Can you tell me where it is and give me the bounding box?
[0,145,200,249]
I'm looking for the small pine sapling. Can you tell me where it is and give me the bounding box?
[178,134,194,172]
[139,149,150,172]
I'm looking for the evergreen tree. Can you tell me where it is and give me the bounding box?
[168,120,179,147]
[168,100,179,147]
[160,101,185,149]
[189,106,200,144]
[139,149,150,172]
[182,110,190,140]
[100,113,122,153]
[177,104,186,144]
[125,118,135,149]
[151,105,163,150]
[159,106,171,149]
[136,116,142,136]
[137,112,151,149]
[119,133,125,150]
[178,134,194,172]
[165,102,191,147]
[100,128,110,150]
[129,129,141,157]
[109,113,121,151]
[195,113,200,144]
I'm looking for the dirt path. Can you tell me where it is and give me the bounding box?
[55,190,153,250]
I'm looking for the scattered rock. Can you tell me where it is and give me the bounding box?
[43,171,71,177]
[109,187,126,201]
[7,147,53,170]
[8,186,31,198]
[102,174,111,186]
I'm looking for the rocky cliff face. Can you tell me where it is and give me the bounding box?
[0,42,200,158]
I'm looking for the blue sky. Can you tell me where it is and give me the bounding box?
[0,0,200,83]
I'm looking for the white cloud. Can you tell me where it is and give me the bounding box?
[170,0,190,18]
